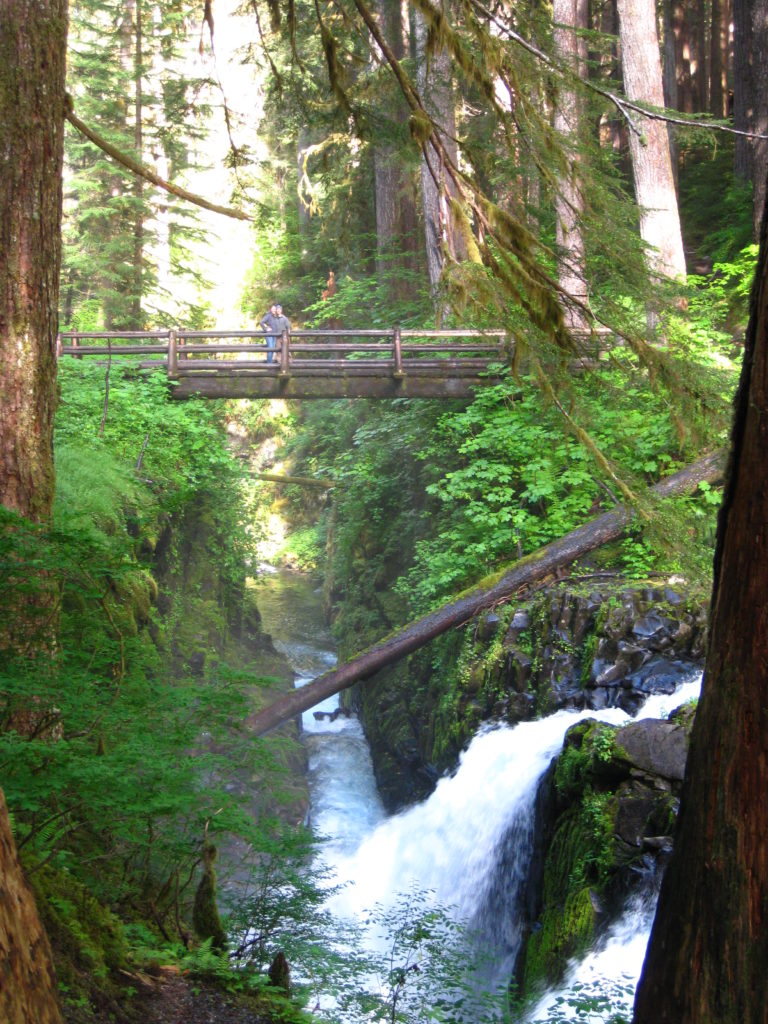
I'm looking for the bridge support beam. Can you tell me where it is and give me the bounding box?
[169,374,487,400]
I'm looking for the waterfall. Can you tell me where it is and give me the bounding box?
[254,567,701,1018]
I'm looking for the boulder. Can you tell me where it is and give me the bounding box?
[614,718,689,782]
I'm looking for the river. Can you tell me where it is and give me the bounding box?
[251,565,701,1022]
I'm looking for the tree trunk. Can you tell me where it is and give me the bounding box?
[0,790,62,1024]
[616,0,687,282]
[0,0,65,519]
[633,189,768,1024]
[709,0,728,118]
[750,0,768,237]
[732,0,768,238]
[250,452,724,735]
[372,0,419,300]
[732,0,752,181]
[694,0,708,112]
[132,0,144,326]
[415,2,465,301]
[553,0,591,330]
[0,2,67,1018]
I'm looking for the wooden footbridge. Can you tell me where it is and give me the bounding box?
[57,328,512,399]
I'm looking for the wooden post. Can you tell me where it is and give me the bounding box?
[280,328,290,375]
[72,334,80,360]
[178,334,186,367]
[168,329,178,378]
[55,333,62,360]
[393,326,403,378]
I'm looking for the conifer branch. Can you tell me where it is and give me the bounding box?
[467,0,768,140]
[65,99,252,222]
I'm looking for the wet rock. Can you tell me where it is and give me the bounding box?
[586,686,612,711]
[506,610,530,642]
[507,692,536,721]
[505,648,533,693]
[615,718,688,781]
[615,789,661,849]
[616,640,651,672]
[631,613,667,638]
[593,660,628,687]
[629,655,692,694]
[572,594,602,645]
[478,611,502,641]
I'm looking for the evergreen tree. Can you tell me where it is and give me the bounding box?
[63,0,213,329]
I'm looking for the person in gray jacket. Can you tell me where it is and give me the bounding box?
[259,303,291,364]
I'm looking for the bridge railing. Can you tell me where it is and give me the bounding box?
[57,327,512,379]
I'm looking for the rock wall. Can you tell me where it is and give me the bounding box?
[350,583,706,812]
[515,701,696,999]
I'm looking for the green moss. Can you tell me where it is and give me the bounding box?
[193,842,228,950]
[28,861,129,1007]
[554,721,621,800]
[522,886,596,993]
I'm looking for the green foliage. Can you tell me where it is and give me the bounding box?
[277,522,327,572]
[0,361,314,1014]
[64,0,214,329]
[527,978,634,1023]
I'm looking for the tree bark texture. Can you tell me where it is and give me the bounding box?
[553,0,591,330]
[733,0,752,180]
[709,0,728,117]
[415,3,465,299]
[0,4,67,1020]
[372,0,419,299]
[0,0,66,521]
[132,0,144,325]
[633,189,768,1024]
[750,0,768,237]
[616,0,687,281]
[0,790,62,1024]
[249,452,724,735]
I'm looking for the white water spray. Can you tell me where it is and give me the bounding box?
[255,568,702,1017]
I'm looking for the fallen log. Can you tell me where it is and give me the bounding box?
[250,450,725,735]
[250,472,335,490]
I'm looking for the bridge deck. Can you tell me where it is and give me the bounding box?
[57,328,512,400]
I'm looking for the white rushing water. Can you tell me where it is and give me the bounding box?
[254,567,702,1020]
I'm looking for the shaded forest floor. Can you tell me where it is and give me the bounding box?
[65,966,279,1024]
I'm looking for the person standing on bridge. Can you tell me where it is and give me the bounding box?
[260,302,291,364]
[260,302,279,363]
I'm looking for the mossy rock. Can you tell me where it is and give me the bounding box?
[554,720,627,800]
[521,886,597,993]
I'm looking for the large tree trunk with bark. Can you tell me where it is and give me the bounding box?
[373,0,419,301]
[709,0,729,117]
[732,0,768,237]
[553,0,591,330]
[733,0,752,181]
[0,2,67,1020]
[615,0,687,282]
[0,790,62,1024]
[415,1,466,301]
[633,192,768,1024]
[0,0,65,519]
[750,0,768,237]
